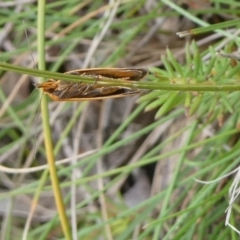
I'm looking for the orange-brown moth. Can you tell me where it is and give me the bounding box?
[36,68,148,101]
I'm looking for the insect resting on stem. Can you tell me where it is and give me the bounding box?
[36,68,148,101]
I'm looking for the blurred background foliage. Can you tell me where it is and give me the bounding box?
[1,0,240,239]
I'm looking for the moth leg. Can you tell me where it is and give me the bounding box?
[93,75,100,84]
[57,86,72,99]
[82,84,90,94]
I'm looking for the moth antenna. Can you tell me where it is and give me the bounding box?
[23,20,42,160]
[32,93,44,160]
[23,20,37,69]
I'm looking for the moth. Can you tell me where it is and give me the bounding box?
[36,68,148,101]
